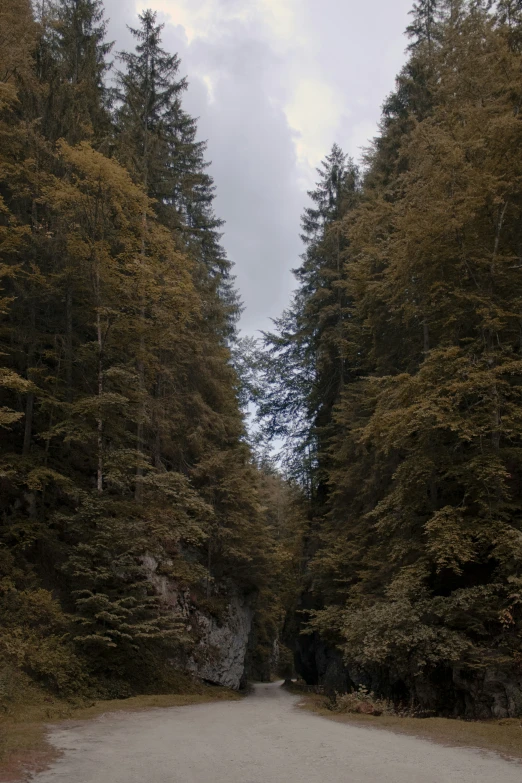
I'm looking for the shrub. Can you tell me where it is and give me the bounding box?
[332,686,394,717]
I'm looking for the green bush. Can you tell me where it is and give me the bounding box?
[0,582,86,703]
[333,686,393,716]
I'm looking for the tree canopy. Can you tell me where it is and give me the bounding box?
[259,0,522,718]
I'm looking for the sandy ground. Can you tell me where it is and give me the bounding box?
[31,681,522,783]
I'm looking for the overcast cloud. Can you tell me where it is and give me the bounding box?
[103,0,413,335]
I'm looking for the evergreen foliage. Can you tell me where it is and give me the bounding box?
[261,0,522,716]
[0,0,283,701]
[115,10,239,333]
[259,146,360,494]
[4,0,522,719]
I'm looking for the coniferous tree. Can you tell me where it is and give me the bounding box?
[0,0,279,701]
[115,9,237,329]
[115,11,186,207]
[260,145,360,496]
[296,146,359,438]
[34,0,113,144]
[281,1,522,717]
[495,0,522,48]
[407,0,441,49]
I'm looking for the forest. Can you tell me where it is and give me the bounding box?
[259,0,522,719]
[1,0,522,724]
[0,0,303,704]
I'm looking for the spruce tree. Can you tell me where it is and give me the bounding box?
[35,0,113,144]
[297,1,522,716]
[407,0,440,50]
[0,0,267,696]
[259,145,360,495]
[496,0,522,49]
[116,10,238,332]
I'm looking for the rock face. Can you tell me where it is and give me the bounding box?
[294,629,522,718]
[294,631,352,697]
[186,593,253,690]
[451,666,522,719]
[143,555,253,690]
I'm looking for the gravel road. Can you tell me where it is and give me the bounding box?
[32,681,521,782]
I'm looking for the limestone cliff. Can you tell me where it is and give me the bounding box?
[143,555,253,690]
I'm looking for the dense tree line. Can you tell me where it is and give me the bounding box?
[4,0,521,721]
[262,0,522,717]
[0,0,296,701]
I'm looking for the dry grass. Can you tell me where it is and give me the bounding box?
[0,679,240,782]
[297,692,522,762]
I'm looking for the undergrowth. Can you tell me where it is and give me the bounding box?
[331,686,395,717]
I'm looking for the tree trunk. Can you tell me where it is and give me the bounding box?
[423,318,430,353]
[153,373,163,470]
[23,391,34,456]
[491,383,501,452]
[66,284,73,402]
[135,327,145,501]
[23,304,36,456]
[96,272,103,493]
[136,57,152,501]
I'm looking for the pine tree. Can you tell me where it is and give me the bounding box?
[0,1,36,431]
[259,145,360,496]
[297,146,360,428]
[114,10,260,593]
[497,0,522,24]
[116,11,185,201]
[407,0,441,50]
[0,0,287,706]
[496,0,522,49]
[35,0,113,144]
[299,2,522,716]
[116,10,239,333]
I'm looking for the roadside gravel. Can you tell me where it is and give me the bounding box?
[31,681,522,782]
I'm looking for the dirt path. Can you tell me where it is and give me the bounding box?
[31,681,521,782]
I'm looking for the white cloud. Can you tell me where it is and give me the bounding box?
[201,73,216,103]
[106,0,412,334]
[285,77,344,182]
[133,0,327,180]
[135,0,299,45]
[258,0,306,48]
[135,0,216,43]
[346,119,380,163]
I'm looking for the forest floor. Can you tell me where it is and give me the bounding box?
[14,681,522,783]
[0,681,239,783]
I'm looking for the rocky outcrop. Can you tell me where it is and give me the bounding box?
[143,555,252,690]
[186,593,253,689]
[294,628,522,718]
[450,666,522,719]
[294,631,352,696]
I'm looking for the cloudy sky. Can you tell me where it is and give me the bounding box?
[103,0,414,336]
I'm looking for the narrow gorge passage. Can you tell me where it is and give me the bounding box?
[32,683,521,783]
